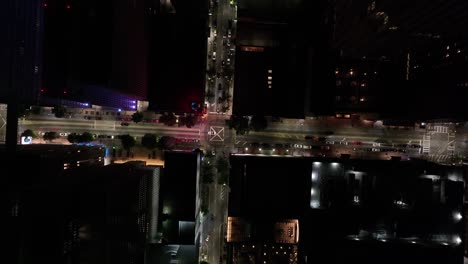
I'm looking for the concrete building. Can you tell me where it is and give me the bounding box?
[233,0,335,118]
[227,155,465,264]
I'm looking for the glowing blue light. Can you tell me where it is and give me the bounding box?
[118,108,122,112]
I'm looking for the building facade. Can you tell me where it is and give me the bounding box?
[227,155,465,264]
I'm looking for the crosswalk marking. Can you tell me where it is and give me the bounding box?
[433,125,448,133]
[422,135,431,154]
[220,185,226,200]
[428,154,454,164]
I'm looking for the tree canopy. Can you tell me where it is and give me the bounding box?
[185,114,197,128]
[68,132,94,143]
[131,111,144,123]
[201,162,214,184]
[119,135,136,151]
[159,113,177,126]
[141,134,158,150]
[228,115,249,135]
[21,129,37,138]
[80,132,94,143]
[43,131,59,141]
[17,104,30,118]
[67,133,79,143]
[52,105,66,118]
[158,136,176,150]
[250,115,268,131]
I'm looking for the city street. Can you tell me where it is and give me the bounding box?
[205,0,236,114]
[0,104,6,142]
[17,117,201,140]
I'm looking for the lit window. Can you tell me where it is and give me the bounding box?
[268,76,272,80]
[268,69,272,73]
[268,85,272,89]
[268,81,272,85]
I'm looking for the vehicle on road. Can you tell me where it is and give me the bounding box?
[121,122,130,126]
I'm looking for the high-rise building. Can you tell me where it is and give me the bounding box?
[332,0,468,120]
[333,58,389,114]
[147,0,208,113]
[3,147,167,264]
[40,0,148,106]
[0,0,43,150]
[233,0,335,118]
[0,0,42,104]
[110,0,148,99]
[227,155,465,264]
[146,150,201,264]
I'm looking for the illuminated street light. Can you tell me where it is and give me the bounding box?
[310,200,320,208]
[311,172,317,181]
[454,212,462,222]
